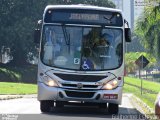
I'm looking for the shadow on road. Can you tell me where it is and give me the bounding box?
[41,106,144,119]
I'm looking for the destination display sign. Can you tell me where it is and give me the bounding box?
[44,9,123,26]
[69,13,99,21]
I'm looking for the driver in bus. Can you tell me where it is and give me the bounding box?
[93,36,110,47]
[91,35,112,69]
[92,35,111,59]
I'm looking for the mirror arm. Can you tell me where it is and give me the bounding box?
[124,19,129,28]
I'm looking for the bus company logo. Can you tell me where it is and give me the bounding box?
[77,83,83,89]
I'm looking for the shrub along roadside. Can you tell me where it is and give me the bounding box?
[0,65,37,83]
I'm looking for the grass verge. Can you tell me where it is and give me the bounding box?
[124,77,160,109]
[0,82,37,94]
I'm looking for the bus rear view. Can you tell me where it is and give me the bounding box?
[35,5,131,114]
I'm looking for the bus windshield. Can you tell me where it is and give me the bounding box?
[41,25,123,71]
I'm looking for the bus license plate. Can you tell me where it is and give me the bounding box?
[103,94,118,99]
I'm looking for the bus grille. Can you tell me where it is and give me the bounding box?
[65,90,95,98]
[54,73,107,82]
[61,84,98,88]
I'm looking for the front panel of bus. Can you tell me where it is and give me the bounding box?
[37,6,124,105]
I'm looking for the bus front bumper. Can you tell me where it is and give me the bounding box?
[38,82,123,105]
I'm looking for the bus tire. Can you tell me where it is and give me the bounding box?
[40,100,53,112]
[108,103,119,114]
[99,103,107,109]
[56,101,65,108]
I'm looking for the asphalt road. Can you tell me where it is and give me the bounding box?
[0,94,146,120]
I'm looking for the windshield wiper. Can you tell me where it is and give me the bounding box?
[62,25,70,45]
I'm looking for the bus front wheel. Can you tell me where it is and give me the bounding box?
[108,103,119,114]
[40,100,53,112]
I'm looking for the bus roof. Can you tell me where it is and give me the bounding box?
[44,5,122,14]
[43,5,124,26]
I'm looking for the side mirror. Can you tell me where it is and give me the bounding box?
[34,29,40,43]
[125,28,131,42]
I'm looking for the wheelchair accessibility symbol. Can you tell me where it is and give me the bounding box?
[82,59,94,70]
[82,61,89,70]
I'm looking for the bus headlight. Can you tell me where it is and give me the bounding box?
[42,76,58,87]
[101,79,118,90]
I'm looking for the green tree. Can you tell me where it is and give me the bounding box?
[0,0,57,65]
[0,0,115,66]
[56,0,115,8]
[135,1,160,59]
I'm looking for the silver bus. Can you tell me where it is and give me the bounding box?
[34,5,131,114]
